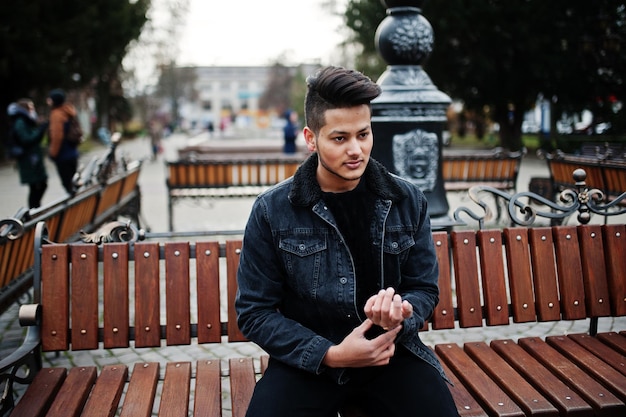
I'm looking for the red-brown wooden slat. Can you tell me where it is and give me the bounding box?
[80,365,128,417]
[502,228,536,323]
[450,231,483,328]
[519,337,625,415]
[527,228,561,321]
[46,366,98,417]
[551,226,587,320]
[196,241,222,343]
[602,224,626,316]
[119,362,159,417]
[547,335,626,402]
[230,358,257,417]
[569,333,626,377]
[134,242,161,348]
[9,368,67,417]
[597,332,626,356]
[0,240,12,288]
[463,341,559,416]
[434,350,488,417]
[226,240,247,342]
[435,343,525,416]
[431,232,455,330]
[42,244,70,351]
[193,360,222,417]
[490,339,593,416]
[70,244,99,350]
[103,243,130,348]
[158,362,191,416]
[165,242,191,345]
[577,225,612,317]
[477,230,509,326]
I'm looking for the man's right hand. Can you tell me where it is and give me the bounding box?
[321,319,401,368]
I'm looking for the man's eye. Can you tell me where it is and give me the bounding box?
[333,136,345,142]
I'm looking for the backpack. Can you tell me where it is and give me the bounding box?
[64,115,84,146]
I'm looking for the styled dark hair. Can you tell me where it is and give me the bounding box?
[304,66,381,135]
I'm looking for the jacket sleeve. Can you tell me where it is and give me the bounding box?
[14,119,45,146]
[235,197,336,379]
[397,188,440,340]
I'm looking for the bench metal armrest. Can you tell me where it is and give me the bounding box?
[0,304,42,415]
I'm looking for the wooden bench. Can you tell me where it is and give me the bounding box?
[166,154,305,230]
[2,216,625,416]
[441,147,525,194]
[0,161,142,315]
[547,151,626,204]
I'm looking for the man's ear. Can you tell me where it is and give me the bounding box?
[303,127,316,152]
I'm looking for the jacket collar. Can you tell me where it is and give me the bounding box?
[288,153,408,206]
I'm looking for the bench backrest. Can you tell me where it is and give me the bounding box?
[166,158,303,189]
[442,148,524,190]
[547,154,626,199]
[0,164,142,314]
[36,223,626,353]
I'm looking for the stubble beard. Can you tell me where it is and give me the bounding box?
[318,154,365,188]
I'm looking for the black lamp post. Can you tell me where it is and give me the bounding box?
[371,0,454,229]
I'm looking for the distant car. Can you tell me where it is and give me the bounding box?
[522,120,540,133]
[556,121,573,134]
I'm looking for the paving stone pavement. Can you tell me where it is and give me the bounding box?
[1,130,625,416]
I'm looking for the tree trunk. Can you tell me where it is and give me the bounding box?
[495,103,524,151]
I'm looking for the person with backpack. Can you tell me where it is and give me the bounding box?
[7,99,49,208]
[47,88,79,195]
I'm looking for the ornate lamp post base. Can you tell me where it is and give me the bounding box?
[371,1,455,229]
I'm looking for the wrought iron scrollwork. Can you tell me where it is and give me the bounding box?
[80,220,144,244]
[454,168,626,228]
[0,218,25,244]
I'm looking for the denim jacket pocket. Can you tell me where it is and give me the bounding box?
[382,230,415,255]
[279,233,328,297]
[382,230,416,287]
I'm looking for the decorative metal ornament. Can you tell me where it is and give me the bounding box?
[376,6,433,65]
[454,169,626,228]
[0,218,24,244]
[80,220,142,244]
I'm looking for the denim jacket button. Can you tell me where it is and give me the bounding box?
[339,277,347,284]
[298,244,306,251]
[391,241,399,249]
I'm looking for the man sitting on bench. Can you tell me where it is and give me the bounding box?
[235,66,457,417]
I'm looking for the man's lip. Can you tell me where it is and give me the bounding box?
[345,160,362,168]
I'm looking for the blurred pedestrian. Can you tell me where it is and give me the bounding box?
[282,110,299,154]
[7,99,49,208]
[47,88,79,195]
[148,119,163,161]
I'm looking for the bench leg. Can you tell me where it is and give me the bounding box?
[168,195,173,231]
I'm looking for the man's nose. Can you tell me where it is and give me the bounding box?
[346,137,361,154]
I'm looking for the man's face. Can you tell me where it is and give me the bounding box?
[303,104,373,193]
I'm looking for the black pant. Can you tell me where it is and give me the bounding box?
[54,158,78,195]
[28,180,47,208]
[245,347,458,417]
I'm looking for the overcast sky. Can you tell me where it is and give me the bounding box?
[177,0,349,66]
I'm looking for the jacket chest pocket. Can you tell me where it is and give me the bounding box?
[382,231,416,286]
[279,235,328,297]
